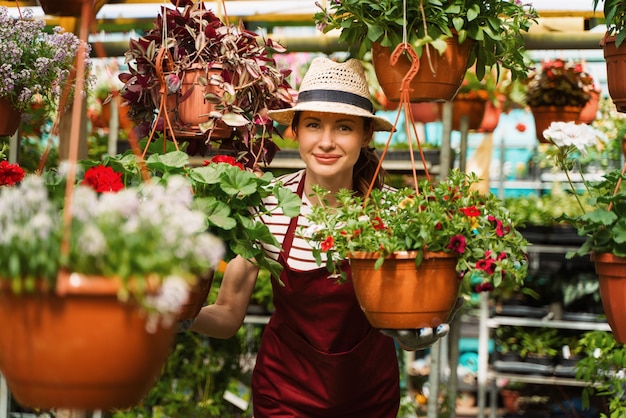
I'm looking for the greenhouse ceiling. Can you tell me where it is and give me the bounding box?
[0,0,610,54]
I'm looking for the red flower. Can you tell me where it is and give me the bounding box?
[321,236,334,251]
[475,282,494,293]
[447,235,467,254]
[488,215,505,237]
[371,216,385,230]
[476,258,497,274]
[460,206,481,217]
[205,155,244,170]
[0,161,25,186]
[82,165,124,193]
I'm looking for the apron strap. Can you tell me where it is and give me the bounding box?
[280,172,306,260]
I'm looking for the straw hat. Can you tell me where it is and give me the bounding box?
[268,57,394,132]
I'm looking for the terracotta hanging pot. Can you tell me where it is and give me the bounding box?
[178,270,215,321]
[37,0,96,16]
[592,252,626,343]
[0,271,176,410]
[602,34,626,113]
[448,98,488,131]
[478,98,504,133]
[371,37,474,103]
[176,64,233,139]
[530,105,582,143]
[349,251,461,329]
[578,89,601,124]
[0,97,22,137]
[410,102,440,124]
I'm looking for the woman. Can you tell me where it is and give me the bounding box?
[188,57,455,417]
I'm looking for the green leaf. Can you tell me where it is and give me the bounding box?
[221,112,249,127]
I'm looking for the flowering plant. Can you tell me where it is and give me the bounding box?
[0,6,90,114]
[313,0,538,82]
[525,59,595,108]
[542,121,626,258]
[0,166,225,323]
[301,169,529,295]
[79,141,302,278]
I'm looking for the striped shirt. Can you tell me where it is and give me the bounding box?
[257,170,326,272]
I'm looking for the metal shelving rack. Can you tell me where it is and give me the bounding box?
[475,244,610,418]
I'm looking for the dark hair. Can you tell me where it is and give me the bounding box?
[291,113,387,195]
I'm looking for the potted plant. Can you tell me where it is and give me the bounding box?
[525,58,595,142]
[302,169,529,329]
[0,157,226,410]
[518,327,561,367]
[0,6,90,137]
[448,68,500,131]
[575,330,626,417]
[593,0,626,112]
[118,0,294,167]
[542,120,626,343]
[314,0,538,102]
[91,138,302,282]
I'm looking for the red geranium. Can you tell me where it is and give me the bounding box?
[204,155,244,170]
[0,160,25,186]
[82,165,124,193]
[321,236,334,251]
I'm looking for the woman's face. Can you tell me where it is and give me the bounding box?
[296,111,370,182]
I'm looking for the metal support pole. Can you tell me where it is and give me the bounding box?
[427,339,441,418]
[477,292,490,418]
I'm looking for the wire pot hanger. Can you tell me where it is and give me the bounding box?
[365,0,432,202]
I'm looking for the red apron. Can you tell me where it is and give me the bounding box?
[251,177,400,417]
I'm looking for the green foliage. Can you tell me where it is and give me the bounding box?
[575,330,626,418]
[505,192,586,227]
[88,139,302,279]
[112,331,253,418]
[517,327,561,359]
[314,0,538,81]
[593,0,626,47]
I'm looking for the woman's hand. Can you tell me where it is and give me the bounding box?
[379,297,464,351]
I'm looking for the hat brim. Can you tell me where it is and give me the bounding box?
[268,101,394,132]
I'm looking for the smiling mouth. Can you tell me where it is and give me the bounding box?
[313,154,340,163]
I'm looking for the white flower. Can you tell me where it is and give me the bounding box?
[145,275,190,314]
[542,121,599,155]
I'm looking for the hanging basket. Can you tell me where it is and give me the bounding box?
[410,102,440,124]
[371,37,474,103]
[530,105,582,143]
[37,0,98,16]
[349,251,461,329]
[478,99,503,133]
[602,34,626,113]
[592,252,626,343]
[578,89,601,124]
[0,271,176,410]
[0,97,21,137]
[178,270,215,321]
[175,64,234,139]
[448,97,488,131]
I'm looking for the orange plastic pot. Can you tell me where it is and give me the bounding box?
[593,252,626,343]
[349,251,461,329]
[371,38,474,103]
[178,270,215,321]
[176,64,233,139]
[602,34,626,113]
[530,105,582,143]
[0,97,21,137]
[0,271,176,410]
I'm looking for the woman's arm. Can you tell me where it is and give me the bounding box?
[191,255,260,339]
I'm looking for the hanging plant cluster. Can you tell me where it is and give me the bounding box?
[119,0,295,167]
